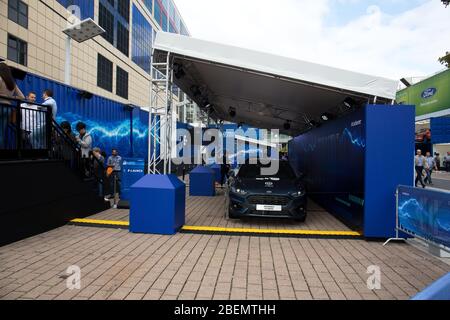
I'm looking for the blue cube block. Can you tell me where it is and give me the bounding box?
[130,174,186,235]
[209,164,222,183]
[189,166,215,196]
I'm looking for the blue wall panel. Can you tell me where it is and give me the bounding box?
[16,73,153,160]
[289,109,366,230]
[431,117,450,145]
[364,105,415,238]
[289,105,415,238]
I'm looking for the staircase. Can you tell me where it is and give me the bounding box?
[0,98,109,246]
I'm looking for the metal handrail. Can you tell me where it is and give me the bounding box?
[0,95,50,109]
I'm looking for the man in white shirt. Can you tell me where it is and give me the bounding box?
[41,89,57,119]
[20,91,42,149]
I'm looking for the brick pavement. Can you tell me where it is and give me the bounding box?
[1,188,449,300]
[1,224,449,300]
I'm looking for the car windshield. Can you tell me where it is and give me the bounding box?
[237,162,295,179]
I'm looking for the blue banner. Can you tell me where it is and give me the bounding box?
[398,185,450,248]
[121,158,146,202]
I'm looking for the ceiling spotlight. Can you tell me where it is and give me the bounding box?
[229,107,236,118]
[321,113,333,121]
[205,104,215,115]
[343,97,356,109]
[283,121,291,131]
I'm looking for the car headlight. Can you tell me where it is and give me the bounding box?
[290,190,305,197]
[231,187,248,195]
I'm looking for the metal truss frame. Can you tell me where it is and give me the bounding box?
[148,52,174,175]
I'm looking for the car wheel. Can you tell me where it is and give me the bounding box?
[294,214,307,223]
[228,206,239,219]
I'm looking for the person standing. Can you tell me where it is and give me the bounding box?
[0,62,25,149]
[0,62,24,104]
[75,122,92,158]
[415,150,427,188]
[60,121,77,143]
[444,152,450,172]
[76,122,92,177]
[20,92,42,149]
[424,152,436,185]
[42,89,57,119]
[92,147,105,197]
[434,153,441,172]
[105,148,123,200]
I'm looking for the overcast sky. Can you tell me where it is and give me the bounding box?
[174,0,450,80]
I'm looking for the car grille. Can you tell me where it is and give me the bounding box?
[247,195,290,206]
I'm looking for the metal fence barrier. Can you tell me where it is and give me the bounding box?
[384,185,450,254]
[0,96,51,159]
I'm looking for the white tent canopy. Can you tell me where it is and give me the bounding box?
[153,32,398,134]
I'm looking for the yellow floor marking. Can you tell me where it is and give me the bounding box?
[70,219,361,236]
[70,218,129,227]
[181,225,361,236]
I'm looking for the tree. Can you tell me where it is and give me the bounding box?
[438,52,450,68]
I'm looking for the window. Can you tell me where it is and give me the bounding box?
[8,0,28,29]
[97,54,113,92]
[118,0,130,22]
[7,34,27,66]
[116,66,129,99]
[99,3,114,44]
[116,21,129,56]
[132,5,152,74]
[154,1,162,28]
[143,0,153,13]
[161,12,168,31]
[180,22,189,36]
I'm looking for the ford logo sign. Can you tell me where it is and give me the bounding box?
[422,88,437,99]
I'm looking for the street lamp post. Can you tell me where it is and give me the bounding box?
[62,18,105,86]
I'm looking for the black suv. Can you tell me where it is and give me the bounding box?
[226,161,307,222]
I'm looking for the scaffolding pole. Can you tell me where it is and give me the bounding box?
[148,52,174,175]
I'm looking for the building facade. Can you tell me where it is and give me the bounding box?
[396,68,450,156]
[0,0,190,109]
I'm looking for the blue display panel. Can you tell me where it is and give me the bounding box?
[121,158,146,202]
[431,117,450,145]
[363,105,415,238]
[398,185,450,248]
[15,72,152,160]
[289,109,366,229]
[56,0,94,19]
[132,4,152,74]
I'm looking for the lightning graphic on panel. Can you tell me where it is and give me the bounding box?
[302,127,365,152]
[342,128,366,148]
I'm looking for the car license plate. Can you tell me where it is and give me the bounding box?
[256,205,282,212]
